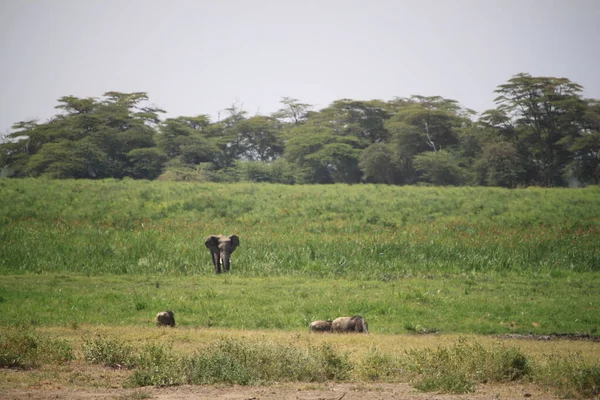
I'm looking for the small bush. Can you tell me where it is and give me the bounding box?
[0,327,73,368]
[127,344,185,387]
[575,366,600,398]
[403,338,530,394]
[535,353,600,398]
[186,340,256,385]
[312,343,351,381]
[415,372,475,394]
[354,346,399,381]
[82,333,136,368]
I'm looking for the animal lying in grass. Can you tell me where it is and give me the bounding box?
[156,310,175,327]
[204,234,240,274]
[331,316,368,333]
[309,320,333,333]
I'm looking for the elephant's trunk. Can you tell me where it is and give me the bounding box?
[221,252,231,272]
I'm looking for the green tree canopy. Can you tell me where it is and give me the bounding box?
[493,73,586,186]
[2,74,599,187]
[1,92,164,179]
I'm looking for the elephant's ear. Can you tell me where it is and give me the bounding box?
[229,235,240,250]
[204,235,220,250]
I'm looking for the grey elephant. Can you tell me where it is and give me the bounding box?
[156,310,175,327]
[309,320,332,333]
[204,234,240,273]
[332,316,368,333]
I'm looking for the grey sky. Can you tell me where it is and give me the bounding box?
[1,0,598,134]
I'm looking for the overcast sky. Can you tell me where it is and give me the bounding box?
[1,0,599,134]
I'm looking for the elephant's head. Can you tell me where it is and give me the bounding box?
[309,320,333,333]
[204,234,240,273]
[156,310,175,327]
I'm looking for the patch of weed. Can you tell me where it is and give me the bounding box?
[403,338,530,394]
[82,333,137,369]
[0,326,73,368]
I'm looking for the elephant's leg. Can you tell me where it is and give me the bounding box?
[212,252,221,274]
[222,252,231,272]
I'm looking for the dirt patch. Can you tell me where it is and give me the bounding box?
[495,333,600,342]
[0,382,559,400]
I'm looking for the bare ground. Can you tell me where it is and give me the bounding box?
[0,382,560,400]
[0,363,562,400]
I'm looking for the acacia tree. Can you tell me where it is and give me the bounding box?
[284,125,361,183]
[565,99,600,184]
[376,96,473,184]
[303,99,390,148]
[493,73,587,186]
[392,96,473,152]
[158,116,218,164]
[272,97,312,126]
[0,92,165,179]
[233,116,284,162]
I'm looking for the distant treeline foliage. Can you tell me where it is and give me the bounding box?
[1,73,599,187]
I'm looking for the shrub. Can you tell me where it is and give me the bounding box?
[82,333,136,368]
[534,353,600,398]
[415,372,475,393]
[186,340,256,385]
[127,344,185,387]
[234,160,300,184]
[354,345,399,381]
[413,150,470,186]
[0,326,73,368]
[312,343,352,381]
[402,338,530,394]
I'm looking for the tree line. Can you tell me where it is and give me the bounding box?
[1,73,599,187]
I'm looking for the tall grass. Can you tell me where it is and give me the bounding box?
[1,179,599,277]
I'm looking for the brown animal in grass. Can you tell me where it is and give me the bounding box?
[331,316,368,333]
[156,310,175,327]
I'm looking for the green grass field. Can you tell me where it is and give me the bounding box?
[1,178,599,335]
[1,179,599,397]
[1,179,599,277]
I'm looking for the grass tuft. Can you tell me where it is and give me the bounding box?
[534,353,600,398]
[127,344,184,387]
[82,332,137,369]
[402,338,531,394]
[0,326,73,368]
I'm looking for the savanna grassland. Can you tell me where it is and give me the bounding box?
[1,179,599,398]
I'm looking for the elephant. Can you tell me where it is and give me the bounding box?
[204,234,240,274]
[156,310,175,327]
[332,316,368,333]
[309,320,332,333]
